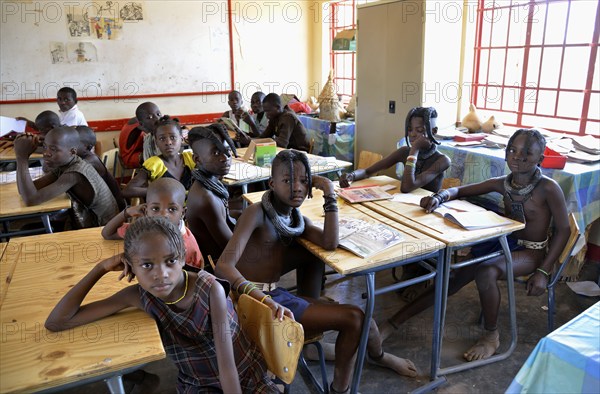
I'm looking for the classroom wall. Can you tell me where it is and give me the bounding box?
[0,1,322,124]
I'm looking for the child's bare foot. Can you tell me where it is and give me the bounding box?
[303,341,336,361]
[367,351,418,377]
[463,329,499,361]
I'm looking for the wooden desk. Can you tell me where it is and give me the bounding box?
[0,140,43,162]
[0,228,165,393]
[0,241,16,307]
[0,181,71,238]
[243,188,445,393]
[351,176,525,380]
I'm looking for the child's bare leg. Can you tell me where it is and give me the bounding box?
[300,303,363,393]
[381,265,478,341]
[367,319,417,377]
[464,251,539,361]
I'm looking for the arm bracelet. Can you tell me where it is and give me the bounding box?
[431,189,450,205]
[323,195,338,213]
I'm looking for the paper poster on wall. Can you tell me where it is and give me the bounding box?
[67,42,98,63]
[67,12,91,37]
[120,2,144,21]
[89,17,123,40]
[49,42,66,64]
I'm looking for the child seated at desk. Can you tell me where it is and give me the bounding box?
[382,129,570,362]
[75,126,126,211]
[215,150,417,394]
[56,87,88,126]
[118,102,162,168]
[186,124,238,266]
[250,91,269,135]
[46,216,277,393]
[257,93,310,152]
[340,106,450,193]
[123,116,195,200]
[103,177,203,270]
[222,90,259,136]
[14,126,119,228]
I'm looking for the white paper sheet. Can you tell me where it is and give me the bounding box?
[0,116,26,137]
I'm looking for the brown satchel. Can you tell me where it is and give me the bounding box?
[236,294,304,384]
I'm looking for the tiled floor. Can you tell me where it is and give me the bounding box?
[62,260,599,394]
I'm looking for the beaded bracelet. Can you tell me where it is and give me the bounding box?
[323,194,338,213]
[260,295,272,304]
[431,189,450,205]
[536,267,550,278]
[405,161,416,169]
[236,280,249,293]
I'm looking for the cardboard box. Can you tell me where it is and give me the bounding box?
[332,29,356,51]
[243,138,277,167]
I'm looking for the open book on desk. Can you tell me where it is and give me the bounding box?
[313,217,405,258]
[338,185,394,204]
[434,206,512,230]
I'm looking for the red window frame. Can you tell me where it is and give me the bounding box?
[472,0,600,136]
[328,0,357,103]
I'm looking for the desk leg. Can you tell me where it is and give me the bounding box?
[41,214,53,234]
[430,248,448,379]
[350,272,375,394]
[437,235,518,375]
[104,375,125,394]
[241,184,248,210]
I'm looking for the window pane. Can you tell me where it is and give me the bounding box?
[539,47,562,88]
[480,10,493,47]
[567,1,598,43]
[526,47,541,85]
[585,121,599,136]
[522,88,538,114]
[508,5,528,47]
[522,115,578,133]
[528,3,547,46]
[557,92,584,119]
[478,49,490,84]
[488,48,506,86]
[588,93,600,122]
[505,48,523,87]
[503,87,520,112]
[484,83,503,110]
[535,90,557,116]
[561,47,591,90]
[544,2,569,45]
[490,5,510,47]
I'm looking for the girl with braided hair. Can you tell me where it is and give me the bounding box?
[46,216,278,393]
[340,106,450,193]
[123,115,196,200]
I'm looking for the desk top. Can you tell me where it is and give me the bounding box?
[0,181,71,218]
[0,140,43,161]
[243,188,444,275]
[0,241,16,307]
[350,176,525,247]
[224,148,352,187]
[0,228,165,393]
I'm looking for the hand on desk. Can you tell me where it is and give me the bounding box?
[14,133,39,158]
[339,172,354,188]
[420,195,440,213]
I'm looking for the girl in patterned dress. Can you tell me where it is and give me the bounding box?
[46,217,277,393]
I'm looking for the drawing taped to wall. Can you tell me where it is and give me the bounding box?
[67,42,98,63]
[120,2,144,21]
[67,11,91,37]
[49,42,66,64]
[89,16,123,40]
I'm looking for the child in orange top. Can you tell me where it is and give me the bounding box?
[103,177,203,270]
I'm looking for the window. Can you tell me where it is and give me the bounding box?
[472,0,599,136]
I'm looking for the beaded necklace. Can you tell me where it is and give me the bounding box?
[503,167,542,223]
[261,190,305,245]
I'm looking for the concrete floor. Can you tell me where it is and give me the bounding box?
[62,260,599,394]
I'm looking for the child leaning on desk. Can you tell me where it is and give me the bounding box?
[14,126,119,228]
[122,115,196,200]
[102,177,203,270]
[215,150,417,394]
[381,129,570,362]
[340,106,450,193]
[46,216,278,393]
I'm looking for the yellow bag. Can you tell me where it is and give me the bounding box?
[236,294,304,384]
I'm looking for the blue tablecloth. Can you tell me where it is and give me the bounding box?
[298,115,355,163]
[506,301,600,393]
[437,143,600,232]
